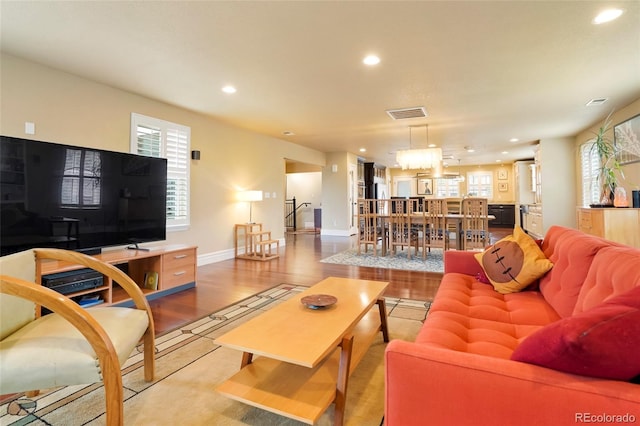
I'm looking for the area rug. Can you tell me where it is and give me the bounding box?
[320,248,444,273]
[0,284,430,426]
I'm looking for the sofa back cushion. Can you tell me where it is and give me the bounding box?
[538,226,612,318]
[573,246,640,315]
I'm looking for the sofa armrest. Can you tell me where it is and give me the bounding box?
[385,340,640,426]
[444,250,484,275]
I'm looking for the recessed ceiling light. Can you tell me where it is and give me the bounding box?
[465,146,475,153]
[359,148,367,152]
[509,138,519,143]
[495,159,502,163]
[363,55,380,66]
[502,151,509,154]
[222,85,237,94]
[593,9,623,24]
[283,131,295,136]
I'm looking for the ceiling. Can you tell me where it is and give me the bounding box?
[1,1,639,168]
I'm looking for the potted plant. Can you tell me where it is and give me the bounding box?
[589,112,624,207]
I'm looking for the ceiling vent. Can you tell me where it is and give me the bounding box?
[586,98,608,106]
[386,106,428,120]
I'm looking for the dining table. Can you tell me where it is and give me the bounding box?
[377,213,495,255]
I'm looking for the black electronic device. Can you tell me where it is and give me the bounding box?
[0,136,168,255]
[41,268,104,295]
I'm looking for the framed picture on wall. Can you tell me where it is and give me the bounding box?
[614,113,640,165]
[498,182,508,192]
[417,176,433,196]
[498,169,508,180]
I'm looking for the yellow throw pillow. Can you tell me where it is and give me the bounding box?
[474,226,553,294]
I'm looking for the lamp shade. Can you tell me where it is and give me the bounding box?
[237,190,263,202]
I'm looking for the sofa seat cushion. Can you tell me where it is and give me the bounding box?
[573,246,640,315]
[415,311,548,358]
[430,273,561,325]
[0,306,149,394]
[419,274,562,358]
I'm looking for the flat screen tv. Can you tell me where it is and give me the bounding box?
[1,136,167,256]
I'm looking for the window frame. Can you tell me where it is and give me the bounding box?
[130,113,191,231]
[433,178,461,198]
[580,141,600,206]
[466,171,493,198]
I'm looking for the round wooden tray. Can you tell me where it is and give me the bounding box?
[300,294,337,309]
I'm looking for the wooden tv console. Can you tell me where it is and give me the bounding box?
[38,244,197,308]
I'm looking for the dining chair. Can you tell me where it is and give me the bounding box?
[420,198,448,257]
[388,198,418,259]
[0,248,155,426]
[357,199,381,255]
[445,198,462,241]
[460,197,489,250]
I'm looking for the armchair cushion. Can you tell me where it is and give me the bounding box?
[0,306,149,394]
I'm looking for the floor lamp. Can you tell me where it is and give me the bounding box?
[237,190,263,224]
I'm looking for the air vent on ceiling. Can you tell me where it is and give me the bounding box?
[386,106,428,120]
[586,98,608,106]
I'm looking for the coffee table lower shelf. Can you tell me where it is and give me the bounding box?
[215,308,384,424]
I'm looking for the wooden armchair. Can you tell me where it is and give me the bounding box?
[0,248,155,426]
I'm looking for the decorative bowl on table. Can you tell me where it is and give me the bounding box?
[300,294,338,309]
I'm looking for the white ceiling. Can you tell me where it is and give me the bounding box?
[1,1,639,167]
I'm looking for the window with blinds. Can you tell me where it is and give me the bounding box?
[434,178,461,197]
[467,172,493,198]
[130,113,191,230]
[580,142,600,206]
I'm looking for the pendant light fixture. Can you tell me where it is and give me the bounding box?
[396,125,443,171]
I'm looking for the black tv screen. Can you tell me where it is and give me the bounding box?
[1,136,167,255]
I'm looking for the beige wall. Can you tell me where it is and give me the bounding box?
[0,53,327,262]
[321,152,354,235]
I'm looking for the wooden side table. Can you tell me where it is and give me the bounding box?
[234,223,279,261]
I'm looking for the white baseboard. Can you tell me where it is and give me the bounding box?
[320,229,353,237]
[197,237,287,266]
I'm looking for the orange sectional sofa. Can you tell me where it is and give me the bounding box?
[385,225,640,425]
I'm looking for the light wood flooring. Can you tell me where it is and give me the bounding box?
[149,228,512,335]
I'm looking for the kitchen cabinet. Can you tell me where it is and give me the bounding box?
[488,204,515,227]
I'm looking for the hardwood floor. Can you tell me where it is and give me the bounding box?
[149,228,512,335]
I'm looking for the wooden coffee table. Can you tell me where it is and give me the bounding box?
[214,277,389,425]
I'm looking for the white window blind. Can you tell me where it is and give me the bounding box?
[131,113,191,230]
[434,178,461,197]
[467,172,492,198]
[580,142,600,206]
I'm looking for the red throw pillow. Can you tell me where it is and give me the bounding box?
[511,286,640,380]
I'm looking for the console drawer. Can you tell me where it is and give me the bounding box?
[161,248,196,289]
